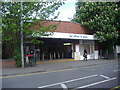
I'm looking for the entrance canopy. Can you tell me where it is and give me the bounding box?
[31,21,95,40]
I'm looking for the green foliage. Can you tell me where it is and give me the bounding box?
[73,2,119,42]
[73,2,120,57]
[13,49,22,67]
[2,2,63,43]
[15,53,22,67]
[2,1,64,65]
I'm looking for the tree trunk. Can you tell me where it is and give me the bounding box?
[106,40,115,60]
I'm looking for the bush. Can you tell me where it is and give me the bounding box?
[15,59,22,67]
[14,53,22,67]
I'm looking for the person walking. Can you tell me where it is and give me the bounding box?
[83,49,87,61]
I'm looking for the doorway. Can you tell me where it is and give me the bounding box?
[34,38,76,60]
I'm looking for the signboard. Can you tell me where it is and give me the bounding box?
[33,32,96,40]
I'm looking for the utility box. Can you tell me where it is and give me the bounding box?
[94,51,98,59]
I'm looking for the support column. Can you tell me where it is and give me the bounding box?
[74,40,80,60]
[71,43,74,58]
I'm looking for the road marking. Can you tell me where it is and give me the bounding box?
[38,74,98,88]
[1,68,82,78]
[114,69,120,72]
[110,85,120,90]
[76,77,117,89]
[1,63,100,79]
[37,59,75,64]
[100,75,110,79]
[1,67,81,79]
[60,84,68,89]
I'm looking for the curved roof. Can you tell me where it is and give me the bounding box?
[44,21,93,35]
[30,21,93,35]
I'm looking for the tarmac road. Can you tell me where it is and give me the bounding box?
[2,60,119,89]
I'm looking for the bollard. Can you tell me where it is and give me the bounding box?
[58,53,60,58]
[62,53,64,58]
[26,56,29,64]
[50,53,52,60]
[51,53,53,59]
[43,54,44,61]
[25,56,29,67]
[54,52,56,59]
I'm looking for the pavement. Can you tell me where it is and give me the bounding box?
[1,59,118,76]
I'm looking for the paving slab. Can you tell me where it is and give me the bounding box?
[1,59,118,76]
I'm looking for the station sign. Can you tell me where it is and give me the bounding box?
[33,32,96,40]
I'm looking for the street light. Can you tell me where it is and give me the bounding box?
[20,1,24,68]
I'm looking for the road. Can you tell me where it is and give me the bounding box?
[2,61,119,89]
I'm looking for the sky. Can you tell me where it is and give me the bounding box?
[53,0,119,21]
[2,0,76,21]
[54,1,76,21]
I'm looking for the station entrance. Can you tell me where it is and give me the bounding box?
[27,38,78,60]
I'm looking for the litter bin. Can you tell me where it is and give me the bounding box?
[25,55,34,67]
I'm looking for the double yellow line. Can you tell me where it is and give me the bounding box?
[110,85,120,90]
[37,59,75,64]
[1,59,75,78]
[1,66,75,78]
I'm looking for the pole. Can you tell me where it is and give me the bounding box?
[20,1,24,68]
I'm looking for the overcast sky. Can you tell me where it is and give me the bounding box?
[54,1,76,21]
[53,0,119,21]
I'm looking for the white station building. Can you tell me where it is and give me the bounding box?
[28,21,99,60]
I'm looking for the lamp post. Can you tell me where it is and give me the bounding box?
[20,1,24,68]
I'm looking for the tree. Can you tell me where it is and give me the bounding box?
[73,2,119,58]
[2,1,63,67]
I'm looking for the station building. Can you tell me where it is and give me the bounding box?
[27,21,99,61]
